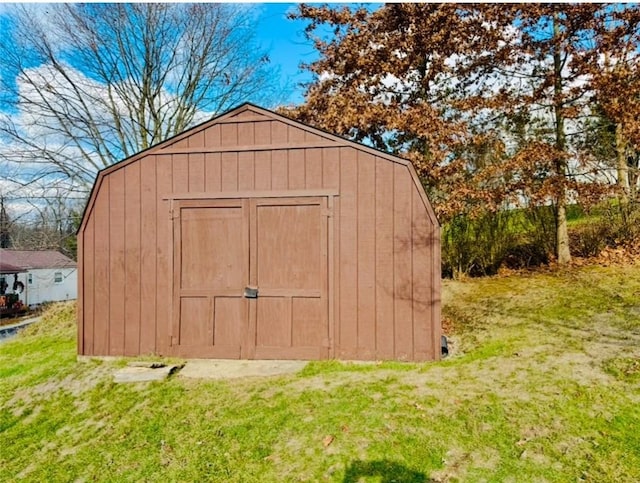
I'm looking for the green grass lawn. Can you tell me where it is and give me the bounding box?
[2,265,640,482]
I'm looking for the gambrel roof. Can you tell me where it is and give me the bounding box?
[79,102,438,233]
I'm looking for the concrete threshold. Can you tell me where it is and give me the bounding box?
[113,363,181,383]
[179,359,308,380]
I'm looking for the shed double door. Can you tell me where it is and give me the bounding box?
[171,197,329,359]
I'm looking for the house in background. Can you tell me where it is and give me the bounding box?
[0,249,77,307]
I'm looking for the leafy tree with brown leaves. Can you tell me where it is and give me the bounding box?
[587,5,640,203]
[477,5,606,264]
[287,4,512,219]
[289,3,640,266]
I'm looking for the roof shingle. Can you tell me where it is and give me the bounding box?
[0,250,76,270]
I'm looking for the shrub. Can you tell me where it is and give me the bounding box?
[441,209,548,278]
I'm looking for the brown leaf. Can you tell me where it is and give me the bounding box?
[322,435,335,447]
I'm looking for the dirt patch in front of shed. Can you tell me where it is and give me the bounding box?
[179,359,308,380]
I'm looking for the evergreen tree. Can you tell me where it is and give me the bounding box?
[0,197,11,249]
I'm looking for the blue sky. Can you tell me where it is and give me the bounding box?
[254,3,382,106]
[0,2,380,107]
[254,3,317,105]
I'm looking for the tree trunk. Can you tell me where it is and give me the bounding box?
[553,13,571,265]
[615,122,630,205]
[556,200,571,265]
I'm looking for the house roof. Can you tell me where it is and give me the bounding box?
[0,249,76,270]
[0,260,26,274]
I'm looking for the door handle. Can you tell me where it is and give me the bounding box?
[244,286,258,298]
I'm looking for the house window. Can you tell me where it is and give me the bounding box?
[54,272,63,283]
[28,274,32,284]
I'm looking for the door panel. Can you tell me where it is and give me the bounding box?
[212,296,245,358]
[256,203,321,290]
[180,206,244,290]
[251,198,329,360]
[172,200,248,358]
[179,297,211,346]
[291,297,325,347]
[256,298,291,348]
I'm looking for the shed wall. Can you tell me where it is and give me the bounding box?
[79,110,440,361]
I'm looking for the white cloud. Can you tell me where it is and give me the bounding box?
[0,60,216,209]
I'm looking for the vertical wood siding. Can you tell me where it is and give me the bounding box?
[139,156,156,354]
[356,152,376,359]
[155,155,172,354]
[338,146,358,358]
[80,108,440,361]
[124,163,141,356]
[92,178,110,355]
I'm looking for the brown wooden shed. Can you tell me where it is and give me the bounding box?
[77,103,441,361]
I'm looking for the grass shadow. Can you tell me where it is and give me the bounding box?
[343,459,432,483]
